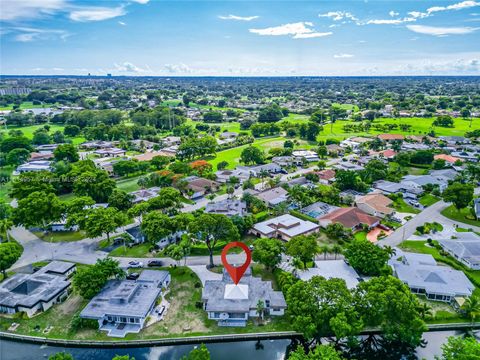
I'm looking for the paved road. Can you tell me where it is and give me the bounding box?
[380,200,480,247]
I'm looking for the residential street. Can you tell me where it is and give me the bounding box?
[380,200,480,247]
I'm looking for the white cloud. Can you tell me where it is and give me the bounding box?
[389,11,399,17]
[69,6,126,22]
[164,63,193,73]
[114,62,145,73]
[218,14,259,21]
[249,22,331,39]
[366,17,417,25]
[0,0,67,21]
[334,53,354,58]
[319,11,358,21]
[131,0,150,3]
[427,1,480,14]
[407,24,479,36]
[12,27,69,42]
[118,21,126,26]
[407,11,428,19]
[294,32,332,39]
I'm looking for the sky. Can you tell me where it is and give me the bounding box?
[1,0,480,76]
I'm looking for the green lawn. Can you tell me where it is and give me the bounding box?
[391,198,421,214]
[0,102,62,111]
[32,230,86,242]
[419,194,440,207]
[354,231,368,241]
[109,243,153,257]
[207,136,284,169]
[0,124,85,144]
[116,175,143,193]
[441,205,480,228]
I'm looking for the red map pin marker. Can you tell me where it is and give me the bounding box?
[221,241,252,285]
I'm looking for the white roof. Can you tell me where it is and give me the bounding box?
[297,260,360,289]
[224,284,249,300]
[253,214,319,238]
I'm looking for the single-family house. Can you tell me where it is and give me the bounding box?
[355,192,394,218]
[318,207,380,231]
[237,163,283,177]
[80,270,170,337]
[314,169,336,184]
[438,232,480,270]
[301,201,339,220]
[205,199,247,217]
[391,251,474,303]
[254,187,289,207]
[129,187,161,203]
[251,214,320,241]
[183,176,220,199]
[14,160,52,174]
[0,261,75,317]
[439,136,471,145]
[93,147,126,157]
[202,268,286,327]
[434,154,463,165]
[326,144,344,156]
[377,134,405,142]
[297,260,360,289]
[292,150,320,162]
[373,180,424,199]
[219,132,238,139]
[215,169,250,184]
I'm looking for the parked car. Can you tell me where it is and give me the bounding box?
[128,261,144,268]
[148,260,163,267]
[409,200,420,207]
[126,272,139,280]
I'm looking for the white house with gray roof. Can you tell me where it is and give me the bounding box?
[205,199,247,217]
[251,214,319,241]
[80,270,170,337]
[438,232,480,270]
[202,268,286,327]
[390,251,474,303]
[0,261,75,317]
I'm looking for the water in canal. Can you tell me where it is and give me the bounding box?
[0,331,473,360]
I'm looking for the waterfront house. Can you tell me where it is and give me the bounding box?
[0,261,75,317]
[80,270,170,337]
[202,267,286,327]
[438,232,480,270]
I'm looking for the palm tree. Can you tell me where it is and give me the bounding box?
[0,219,13,242]
[259,169,270,190]
[383,245,396,258]
[462,295,480,324]
[332,244,342,260]
[416,302,433,320]
[320,245,331,260]
[256,300,265,323]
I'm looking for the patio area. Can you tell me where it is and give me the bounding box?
[367,226,393,243]
[99,322,142,338]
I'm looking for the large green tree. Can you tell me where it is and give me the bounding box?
[286,276,362,340]
[73,257,124,299]
[12,191,64,230]
[240,146,264,165]
[343,238,390,276]
[285,236,319,269]
[189,213,239,268]
[79,207,128,243]
[288,344,344,360]
[54,144,79,163]
[437,336,480,360]
[141,211,175,244]
[252,238,285,270]
[0,242,23,278]
[443,182,474,211]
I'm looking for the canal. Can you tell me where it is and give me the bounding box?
[0,330,477,360]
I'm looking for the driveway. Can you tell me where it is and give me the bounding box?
[380,200,480,248]
[188,265,222,285]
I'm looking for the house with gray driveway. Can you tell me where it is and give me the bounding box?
[251,214,320,241]
[205,199,247,217]
[80,270,170,337]
[0,261,75,317]
[202,267,286,327]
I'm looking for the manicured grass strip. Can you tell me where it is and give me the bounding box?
[419,194,440,207]
[441,205,480,228]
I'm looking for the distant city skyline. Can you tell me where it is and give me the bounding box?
[1,0,480,76]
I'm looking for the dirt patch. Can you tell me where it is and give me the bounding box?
[57,295,83,316]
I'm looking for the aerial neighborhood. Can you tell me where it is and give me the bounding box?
[0,76,480,359]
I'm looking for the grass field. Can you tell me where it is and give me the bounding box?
[109,243,153,257]
[0,102,62,111]
[391,197,421,214]
[419,194,440,207]
[0,124,85,145]
[116,175,143,193]
[207,136,284,169]
[441,205,480,228]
